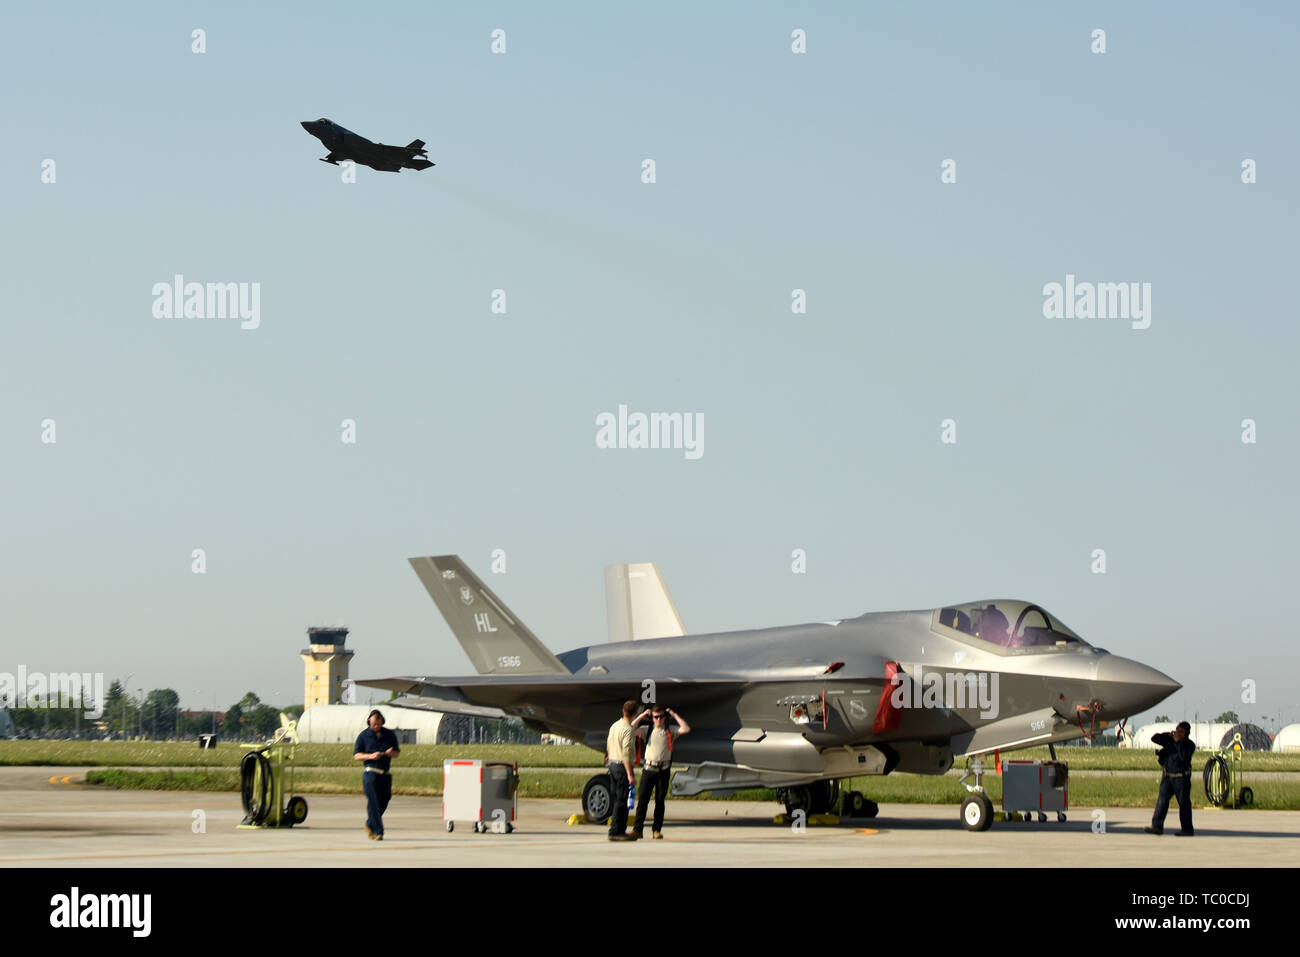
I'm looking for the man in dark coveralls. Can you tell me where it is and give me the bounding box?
[1145,720,1195,836]
[354,709,401,840]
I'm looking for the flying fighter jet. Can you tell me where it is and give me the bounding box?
[361,556,1180,830]
[300,118,434,172]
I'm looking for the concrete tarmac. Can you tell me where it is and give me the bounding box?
[2,767,1298,867]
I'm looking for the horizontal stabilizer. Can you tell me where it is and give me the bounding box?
[406,139,426,150]
[408,158,435,170]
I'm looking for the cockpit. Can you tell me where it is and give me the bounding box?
[933,600,1087,651]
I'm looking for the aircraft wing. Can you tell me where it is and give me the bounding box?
[358,673,753,718]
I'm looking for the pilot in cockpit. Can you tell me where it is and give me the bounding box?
[975,603,1011,646]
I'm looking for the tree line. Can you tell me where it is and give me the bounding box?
[5,682,302,741]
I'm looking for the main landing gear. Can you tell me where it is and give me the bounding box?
[778,781,879,819]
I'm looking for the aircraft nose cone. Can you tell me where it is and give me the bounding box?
[301,121,314,131]
[1096,656,1181,717]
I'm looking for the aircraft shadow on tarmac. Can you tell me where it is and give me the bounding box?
[650,813,1297,839]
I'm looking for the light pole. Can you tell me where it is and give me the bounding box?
[121,673,134,739]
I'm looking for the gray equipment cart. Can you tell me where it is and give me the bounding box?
[443,759,518,833]
[1002,759,1068,822]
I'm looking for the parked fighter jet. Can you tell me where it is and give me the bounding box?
[299,118,434,172]
[361,556,1180,830]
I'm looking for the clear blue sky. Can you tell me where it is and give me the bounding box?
[2,2,1296,729]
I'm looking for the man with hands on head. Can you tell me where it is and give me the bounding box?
[631,704,690,840]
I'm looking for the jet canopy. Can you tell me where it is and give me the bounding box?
[934,600,1087,650]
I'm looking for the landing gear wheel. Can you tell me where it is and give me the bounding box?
[810,781,836,815]
[1240,786,1254,807]
[862,799,879,819]
[961,793,993,831]
[286,795,308,825]
[582,773,613,824]
[784,786,812,817]
[445,821,454,832]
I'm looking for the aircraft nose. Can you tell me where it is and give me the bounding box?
[1095,655,1181,717]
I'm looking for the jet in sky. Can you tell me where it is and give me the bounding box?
[362,555,1180,830]
[300,118,434,172]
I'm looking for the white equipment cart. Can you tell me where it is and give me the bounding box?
[443,760,518,833]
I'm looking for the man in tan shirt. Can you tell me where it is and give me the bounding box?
[605,700,637,840]
[631,705,691,839]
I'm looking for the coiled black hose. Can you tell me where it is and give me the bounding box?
[240,750,272,824]
[1203,754,1229,806]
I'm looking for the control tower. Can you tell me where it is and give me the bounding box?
[300,627,354,709]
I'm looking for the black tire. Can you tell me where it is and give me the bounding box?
[445,821,454,832]
[808,781,836,815]
[784,785,813,817]
[1037,812,1047,823]
[862,798,879,819]
[1057,812,1066,822]
[582,773,613,824]
[844,790,866,817]
[286,795,308,825]
[961,793,993,831]
[506,823,515,833]
[1240,786,1254,807]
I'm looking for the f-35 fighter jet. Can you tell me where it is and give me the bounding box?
[300,118,434,172]
[362,555,1180,830]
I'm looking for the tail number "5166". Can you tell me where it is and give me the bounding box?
[497,656,521,669]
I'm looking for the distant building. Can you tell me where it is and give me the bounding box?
[300,627,355,709]
[297,704,444,745]
[1273,724,1300,753]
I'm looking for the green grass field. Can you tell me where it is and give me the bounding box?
[8,740,1300,771]
[0,740,605,768]
[14,741,1299,809]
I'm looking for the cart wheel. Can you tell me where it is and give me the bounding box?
[1057,812,1066,823]
[1240,787,1254,807]
[506,823,514,834]
[961,793,993,831]
[473,822,483,833]
[286,796,308,825]
[445,821,454,832]
[1037,812,1047,823]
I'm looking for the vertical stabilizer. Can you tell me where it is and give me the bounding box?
[604,563,687,642]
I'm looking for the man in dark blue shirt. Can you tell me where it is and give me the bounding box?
[354,709,401,840]
[1145,721,1195,836]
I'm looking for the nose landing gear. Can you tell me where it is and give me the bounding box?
[957,757,994,831]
